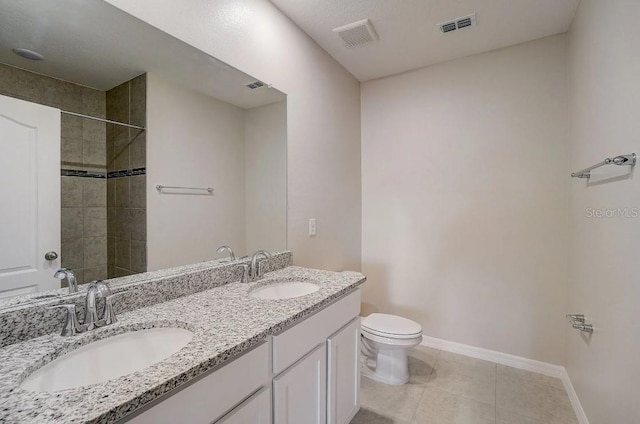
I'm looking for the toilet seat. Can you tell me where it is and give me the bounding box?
[361,313,422,340]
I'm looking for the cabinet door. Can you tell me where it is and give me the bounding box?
[327,318,360,424]
[216,388,270,424]
[273,343,327,424]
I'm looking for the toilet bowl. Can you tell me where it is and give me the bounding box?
[360,313,423,385]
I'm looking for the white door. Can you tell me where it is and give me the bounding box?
[273,343,327,424]
[327,318,361,424]
[216,388,270,424]
[0,94,61,298]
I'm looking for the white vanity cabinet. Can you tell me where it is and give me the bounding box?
[271,289,361,424]
[273,344,327,424]
[216,388,271,424]
[122,288,361,424]
[327,318,361,424]
[125,343,270,424]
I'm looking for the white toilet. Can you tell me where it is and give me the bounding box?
[360,313,423,385]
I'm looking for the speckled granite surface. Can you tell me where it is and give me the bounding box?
[0,252,292,348]
[0,266,365,423]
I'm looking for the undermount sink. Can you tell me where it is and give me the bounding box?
[250,280,320,300]
[20,327,193,392]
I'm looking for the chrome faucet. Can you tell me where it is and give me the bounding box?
[216,245,236,261]
[50,280,125,336]
[54,268,78,293]
[250,250,272,279]
[84,280,111,331]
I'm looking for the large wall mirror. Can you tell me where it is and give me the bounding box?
[0,0,287,303]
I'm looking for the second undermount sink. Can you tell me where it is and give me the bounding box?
[20,327,193,392]
[249,280,320,300]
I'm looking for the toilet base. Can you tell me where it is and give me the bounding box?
[361,335,421,385]
[370,348,410,385]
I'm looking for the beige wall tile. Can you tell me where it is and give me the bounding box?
[116,239,131,269]
[112,130,130,171]
[83,178,106,207]
[106,81,129,123]
[107,178,116,207]
[130,176,146,209]
[107,208,117,237]
[115,267,132,278]
[84,207,107,237]
[130,241,147,273]
[84,236,107,267]
[130,74,146,127]
[61,115,83,139]
[116,208,131,240]
[130,208,146,241]
[107,237,116,265]
[61,208,83,240]
[0,64,41,101]
[83,141,106,168]
[61,138,83,165]
[42,78,82,113]
[129,131,146,169]
[81,87,106,119]
[84,265,108,282]
[61,238,83,269]
[82,119,106,143]
[61,177,83,207]
[115,178,130,207]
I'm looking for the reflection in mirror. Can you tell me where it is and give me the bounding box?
[0,0,287,305]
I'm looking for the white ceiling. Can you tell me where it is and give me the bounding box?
[0,0,285,109]
[270,0,580,81]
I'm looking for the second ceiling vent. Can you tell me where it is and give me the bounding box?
[438,13,476,34]
[333,19,378,48]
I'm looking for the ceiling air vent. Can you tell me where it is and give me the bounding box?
[438,13,476,34]
[246,81,265,89]
[333,19,378,48]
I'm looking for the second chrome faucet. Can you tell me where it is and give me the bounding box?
[237,250,272,283]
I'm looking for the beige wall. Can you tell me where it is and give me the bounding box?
[146,74,246,270]
[567,1,640,422]
[244,101,287,254]
[361,35,570,365]
[105,0,362,271]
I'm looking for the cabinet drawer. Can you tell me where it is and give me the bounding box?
[272,289,360,374]
[125,342,269,424]
[215,387,270,424]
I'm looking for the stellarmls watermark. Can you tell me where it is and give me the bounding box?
[585,207,639,218]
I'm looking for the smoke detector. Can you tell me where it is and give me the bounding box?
[438,13,477,34]
[333,19,378,48]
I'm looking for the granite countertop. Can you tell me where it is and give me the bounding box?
[0,266,365,424]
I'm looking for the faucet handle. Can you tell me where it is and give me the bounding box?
[49,304,83,336]
[104,291,126,325]
[237,264,250,284]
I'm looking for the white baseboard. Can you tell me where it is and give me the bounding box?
[420,336,589,424]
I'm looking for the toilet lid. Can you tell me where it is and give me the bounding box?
[361,313,422,339]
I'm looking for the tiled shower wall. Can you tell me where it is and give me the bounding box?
[0,63,107,285]
[0,63,146,284]
[106,75,147,278]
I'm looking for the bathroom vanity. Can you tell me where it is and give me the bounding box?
[128,289,361,424]
[0,253,365,424]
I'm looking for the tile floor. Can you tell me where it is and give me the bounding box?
[350,346,578,424]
